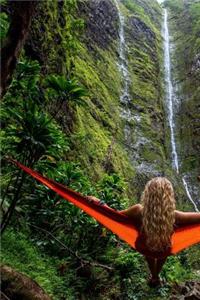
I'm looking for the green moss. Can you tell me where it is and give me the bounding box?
[120,1,167,177]
[165,0,200,183]
[2,1,199,299]
[122,0,162,32]
[1,229,74,300]
[70,41,136,187]
[23,0,172,199]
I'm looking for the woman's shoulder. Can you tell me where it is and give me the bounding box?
[132,204,143,213]
[120,204,143,218]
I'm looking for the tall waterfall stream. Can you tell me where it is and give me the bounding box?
[114,0,130,105]
[163,9,179,173]
[163,9,199,212]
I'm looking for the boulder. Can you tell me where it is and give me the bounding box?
[1,265,51,300]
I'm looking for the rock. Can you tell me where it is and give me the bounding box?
[78,0,118,49]
[170,281,200,300]
[129,16,156,44]
[191,53,200,75]
[1,265,51,300]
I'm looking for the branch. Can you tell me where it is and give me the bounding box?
[1,291,11,300]
[29,223,113,271]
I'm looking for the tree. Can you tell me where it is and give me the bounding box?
[46,74,88,111]
[0,1,36,98]
[45,75,88,131]
[0,99,69,234]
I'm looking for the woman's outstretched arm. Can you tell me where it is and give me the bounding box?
[120,204,143,228]
[175,210,200,226]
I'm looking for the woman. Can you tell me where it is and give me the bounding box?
[89,177,200,287]
[120,177,200,286]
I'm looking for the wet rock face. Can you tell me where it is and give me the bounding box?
[129,17,156,44]
[134,0,162,27]
[191,53,200,76]
[79,0,119,49]
[167,1,200,203]
[24,2,67,73]
[170,281,200,300]
[127,16,158,62]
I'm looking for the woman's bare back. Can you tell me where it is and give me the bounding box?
[121,205,200,229]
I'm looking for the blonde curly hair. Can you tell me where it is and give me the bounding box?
[141,177,176,252]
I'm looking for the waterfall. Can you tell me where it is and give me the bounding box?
[163,9,179,173]
[114,0,130,105]
[114,0,161,175]
[114,0,141,123]
[182,176,199,212]
[163,9,199,212]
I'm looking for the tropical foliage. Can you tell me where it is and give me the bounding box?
[1,0,199,299]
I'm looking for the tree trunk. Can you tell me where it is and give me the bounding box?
[0,1,36,99]
[1,265,51,300]
[0,171,26,235]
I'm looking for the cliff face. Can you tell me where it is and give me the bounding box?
[1,1,200,299]
[3,0,197,203]
[165,0,200,204]
[120,0,166,196]
[25,0,168,199]
[76,0,168,198]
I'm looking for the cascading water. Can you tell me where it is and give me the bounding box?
[182,176,199,212]
[115,0,145,123]
[163,9,199,212]
[114,0,130,105]
[114,0,161,175]
[163,9,179,173]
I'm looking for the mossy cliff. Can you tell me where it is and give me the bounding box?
[1,0,200,299]
[164,0,200,205]
[25,0,173,201]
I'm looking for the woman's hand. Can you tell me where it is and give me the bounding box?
[86,196,106,206]
[86,196,100,202]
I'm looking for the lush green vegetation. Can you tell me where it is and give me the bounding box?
[164,0,200,188]
[2,228,199,299]
[1,0,199,299]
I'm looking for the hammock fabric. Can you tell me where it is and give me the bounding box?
[10,159,200,258]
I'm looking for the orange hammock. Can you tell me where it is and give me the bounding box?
[10,159,200,257]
